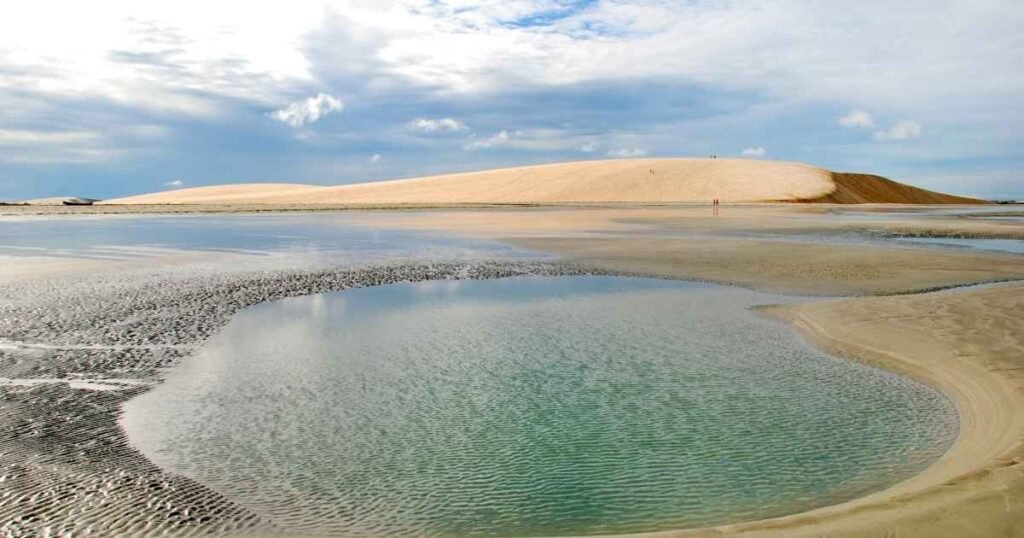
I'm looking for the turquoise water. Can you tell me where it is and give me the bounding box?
[122,277,957,536]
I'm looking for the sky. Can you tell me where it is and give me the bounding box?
[0,0,1021,200]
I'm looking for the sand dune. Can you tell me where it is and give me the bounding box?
[21,196,100,205]
[102,183,317,205]
[804,173,982,204]
[103,159,984,205]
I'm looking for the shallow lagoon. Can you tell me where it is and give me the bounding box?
[4,210,1022,262]
[0,213,529,261]
[123,276,958,536]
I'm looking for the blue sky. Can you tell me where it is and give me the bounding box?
[1,0,1022,200]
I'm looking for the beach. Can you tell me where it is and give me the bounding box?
[0,205,1021,536]
[6,0,1021,533]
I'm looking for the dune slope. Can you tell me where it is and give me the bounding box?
[805,173,984,204]
[103,159,984,205]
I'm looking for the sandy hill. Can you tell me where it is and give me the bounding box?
[103,159,985,205]
[22,196,101,205]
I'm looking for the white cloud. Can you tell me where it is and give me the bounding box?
[741,146,766,156]
[2,1,1020,118]
[370,153,381,163]
[607,148,647,158]
[463,130,512,150]
[406,117,467,133]
[0,129,100,145]
[0,3,319,117]
[163,179,184,188]
[0,129,116,164]
[271,93,343,128]
[874,120,922,141]
[838,110,874,129]
[579,141,598,153]
[363,0,1024,117]
[0,0,1020,198]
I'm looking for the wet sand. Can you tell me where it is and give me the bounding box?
[0,260,608,536]
[511,237,1024,295]
[1,205,1022,536]
[742,283,1024,538]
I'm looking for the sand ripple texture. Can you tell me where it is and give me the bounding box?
[0,260,596,536]
[125,278,958,536]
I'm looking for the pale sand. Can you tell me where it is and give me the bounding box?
[335,205,1024,241]
[742,284,1024,538]
[512,236,1024,295]
[19,197,76,206]
[101,159,982,205]
[4,206,1021,536]
[101,183,319,205]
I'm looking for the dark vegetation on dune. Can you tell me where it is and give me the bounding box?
[794,173,986,204]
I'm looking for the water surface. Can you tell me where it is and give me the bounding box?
[123,276,957,536]
[894,236,1024,255]
[0,213,528,262]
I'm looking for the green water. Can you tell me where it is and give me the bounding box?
[123,277,957,536]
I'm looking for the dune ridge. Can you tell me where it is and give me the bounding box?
[103,159,984,205]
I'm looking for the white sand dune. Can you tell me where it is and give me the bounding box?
[21,196,99,205]
[103,158,984,205]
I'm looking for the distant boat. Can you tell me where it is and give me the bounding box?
[62,197,99,206]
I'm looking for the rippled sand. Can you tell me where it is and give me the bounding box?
[1,205,1022,537]
[0,261,606,536]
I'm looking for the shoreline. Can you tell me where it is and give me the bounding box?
[225,278,1024,538]
[0,201,998,217]
[2,230,1021,535]
[0,260,632,536]
[673,287,1023,537]
[586,283,1023,537]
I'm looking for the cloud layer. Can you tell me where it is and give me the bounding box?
[607,148,648,158]
[874,121,923,142]
[271,94,344,128]
[407,118,468,133]
[1,1,1021,199]
[838,110,875,129]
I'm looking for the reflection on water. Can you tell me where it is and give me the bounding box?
[123,277,957,536]
[822,206,1017,220]
[5,209,1020,265]
[0,213,529,262]
[894,236,1024,255]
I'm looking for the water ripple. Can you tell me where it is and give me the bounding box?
[123,277,958,536]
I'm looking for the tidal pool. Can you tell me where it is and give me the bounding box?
[893,236,1024,255]
[122,276,957,536]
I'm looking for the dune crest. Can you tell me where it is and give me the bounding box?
[103,159,984,205]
